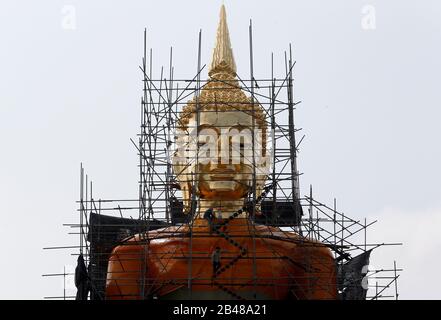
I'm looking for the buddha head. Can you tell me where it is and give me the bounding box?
[173,5,270,215]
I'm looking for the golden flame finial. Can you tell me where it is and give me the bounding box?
[209,5,237,77]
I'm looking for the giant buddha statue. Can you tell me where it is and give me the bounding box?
[105,5,337,300]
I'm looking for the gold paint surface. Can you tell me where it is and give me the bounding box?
[173,5,270,218]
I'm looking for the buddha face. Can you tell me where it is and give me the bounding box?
[173,109,270,206]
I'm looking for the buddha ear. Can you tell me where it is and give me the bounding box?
[182,182,193,215]
[255,185,263,200]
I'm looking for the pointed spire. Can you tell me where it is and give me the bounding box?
[209,5,237,76]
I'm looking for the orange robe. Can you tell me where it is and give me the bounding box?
[105,218,337,300]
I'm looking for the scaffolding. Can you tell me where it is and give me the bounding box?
[43,18,401,301]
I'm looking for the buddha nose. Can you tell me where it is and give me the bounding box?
[217,162,228,168]
[216,147,234,167]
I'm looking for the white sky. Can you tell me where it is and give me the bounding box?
[0,0,440,299]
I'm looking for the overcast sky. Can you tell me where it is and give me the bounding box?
[1,0,440,299]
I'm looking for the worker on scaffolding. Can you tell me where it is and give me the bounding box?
[211,247,222,279]
[75,253,90,300]
[203,207,215,234]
